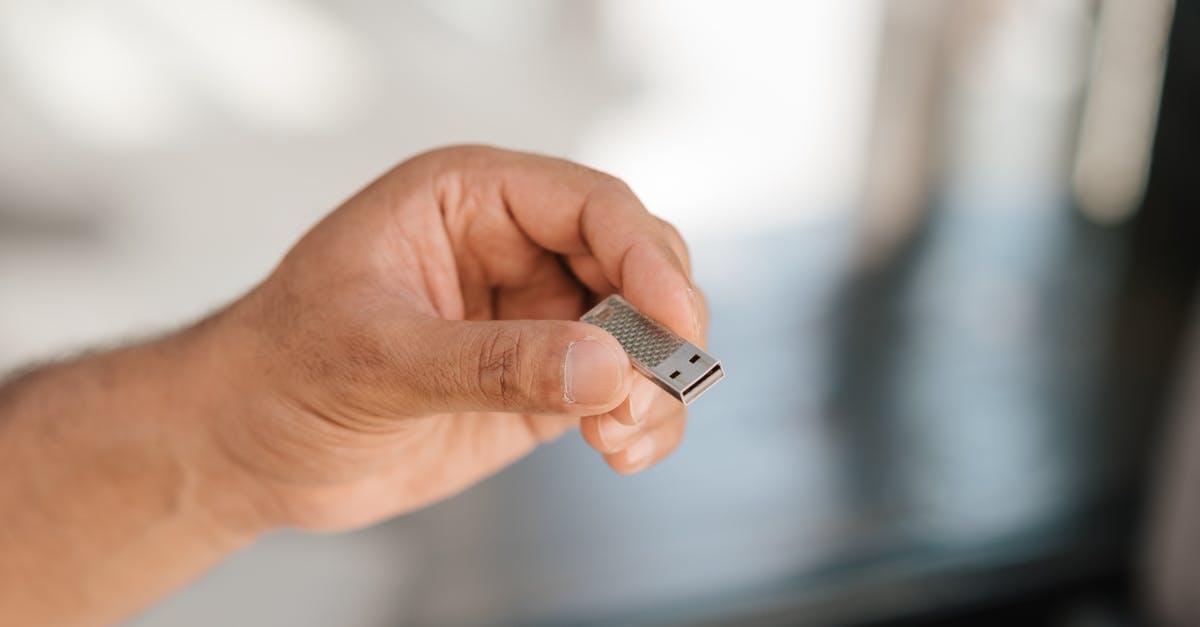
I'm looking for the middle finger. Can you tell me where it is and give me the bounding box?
[579,379,683,454]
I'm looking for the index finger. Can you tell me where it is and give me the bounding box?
[449,146,702,343]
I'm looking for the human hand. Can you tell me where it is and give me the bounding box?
[201,146,707,531]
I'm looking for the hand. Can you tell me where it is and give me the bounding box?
[203,145,707,531]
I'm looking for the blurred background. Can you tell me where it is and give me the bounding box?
[2,0,1198,625]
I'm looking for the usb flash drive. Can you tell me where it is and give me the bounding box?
[581,294,724,405]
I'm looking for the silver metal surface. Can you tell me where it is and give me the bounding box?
[581,294,724,405]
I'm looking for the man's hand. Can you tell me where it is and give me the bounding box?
[0,146,707,624]
[205,145,707,531]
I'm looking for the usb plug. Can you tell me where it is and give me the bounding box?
[581,295,724,405]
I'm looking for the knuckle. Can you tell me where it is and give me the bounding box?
[475,327,527,407]
[597,172,634,195]
[657,216,682,239]
[575,164,632,197]
[656,217,691,264]
[562,160,616,187]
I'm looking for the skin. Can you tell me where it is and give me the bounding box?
[0,146,707,625]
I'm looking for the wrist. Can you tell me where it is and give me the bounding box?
[0,327,273,623]
[166,304,287,538]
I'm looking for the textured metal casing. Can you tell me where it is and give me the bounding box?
[581,294,723,405]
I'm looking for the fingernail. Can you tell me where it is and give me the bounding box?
[564,339,622,405]
[598,414,641,451]
[622,436,655,471]
[686,287,702,339]
[632,379,658,420]
[609,397,638,426]
[612,380,655,425]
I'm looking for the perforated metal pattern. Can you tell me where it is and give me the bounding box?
[582,296,683,367]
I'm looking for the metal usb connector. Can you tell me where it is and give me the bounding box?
[581,294,724,405]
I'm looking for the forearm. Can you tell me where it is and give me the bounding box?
[0,322,268,625]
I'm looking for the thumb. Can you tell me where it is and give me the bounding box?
[406,318,633,415]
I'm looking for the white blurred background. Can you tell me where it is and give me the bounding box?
[0,0,879,372]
